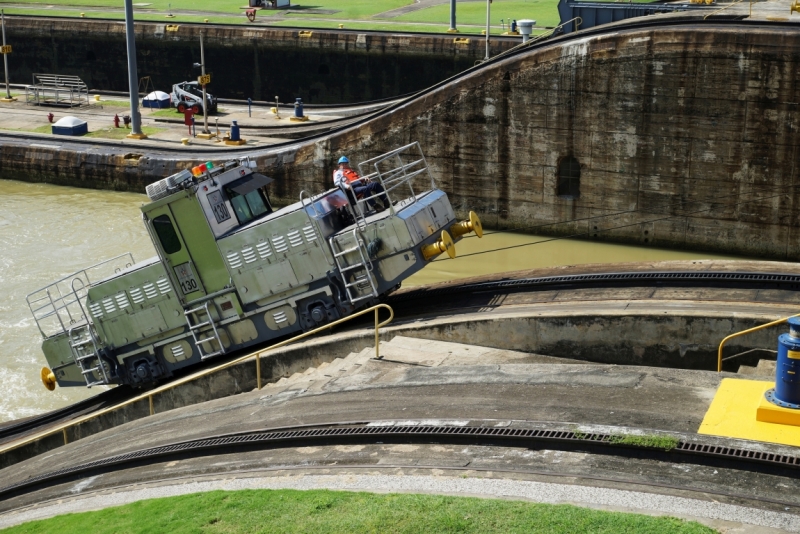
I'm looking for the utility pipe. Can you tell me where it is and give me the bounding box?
[123,0,145,138]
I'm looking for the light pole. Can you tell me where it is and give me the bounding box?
[123,0,146,138]
[484,0,492,62]
[196,32,210,135]
[447,0,457,33]
[1,10,16,102]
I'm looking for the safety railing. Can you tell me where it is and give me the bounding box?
[717,312,800,372]
[0,303,394,456]
[357,141,434,216]
[26,253,136,338]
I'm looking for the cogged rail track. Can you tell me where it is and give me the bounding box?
[3,419,800,508]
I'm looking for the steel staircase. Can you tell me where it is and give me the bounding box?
[329,228,378,304]
[184,301,226,360]
[68,323,109,387]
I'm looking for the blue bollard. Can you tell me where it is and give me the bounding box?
[247,97,252,118]
[230,120,241,142]
[294,97,304,118]
[768,317,800,407]
[191,116,196,137]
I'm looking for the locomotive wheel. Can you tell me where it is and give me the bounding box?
[177,102,187,113]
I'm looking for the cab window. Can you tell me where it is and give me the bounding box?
[227,188,271,225]
[153,214,182,254]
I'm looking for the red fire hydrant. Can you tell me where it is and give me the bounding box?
[113,114,120,128]
[47,113,54,123]
[183,108,195,135]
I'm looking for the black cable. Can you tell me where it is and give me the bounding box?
[443,184,798,259]
[456,180,797,241]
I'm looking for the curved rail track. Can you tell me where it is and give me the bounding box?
[2,419,800,509]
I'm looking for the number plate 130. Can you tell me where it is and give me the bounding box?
[174,262,200,295]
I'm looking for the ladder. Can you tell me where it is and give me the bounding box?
[329,228,379,304]
[184,301,226,360]
[68,323,109,387]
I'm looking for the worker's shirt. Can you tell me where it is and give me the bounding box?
[333,167,362,189]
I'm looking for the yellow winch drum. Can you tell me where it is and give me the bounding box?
[41,367,56,391]
[422,230,456,261]
[449,211,483,239]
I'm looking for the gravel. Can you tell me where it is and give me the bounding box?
[0,473,797,532]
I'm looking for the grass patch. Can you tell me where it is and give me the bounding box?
[85,125,164,139]
[94,99,133,107]
[609,434,680,451]
[149,108,182,117]
[0,488,715,534]
[572,428,680,451]
[268,19,503,33]
[394,0,561,29]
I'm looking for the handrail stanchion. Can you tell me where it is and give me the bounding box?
[717,312,800,372]
[257,353,262,390]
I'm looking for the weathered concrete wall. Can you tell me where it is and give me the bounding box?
[3,22,800,258]
[4,17,508,103]
[268,24,800,259]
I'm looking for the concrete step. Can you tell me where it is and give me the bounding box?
[738,359,776,377]
[756,359,777,373]
[737,365,758,376]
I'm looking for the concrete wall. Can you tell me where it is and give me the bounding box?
[267,24,800,259]
[0,307,781,469]
[3,22,800,258]
[4,17,506,103]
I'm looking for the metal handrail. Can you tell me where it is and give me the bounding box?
[717,312,800,372]
[704,0,749,19]
[0,303,394,456]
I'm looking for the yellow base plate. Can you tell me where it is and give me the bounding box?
[756,393,800,426]
[0,97,17,102]
[125,133,148,140]
[196,132,215,140]
[289,116,310,122]
[224,139,247,145]
[699,378,800,447]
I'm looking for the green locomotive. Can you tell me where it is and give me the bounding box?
[28,143,482,390]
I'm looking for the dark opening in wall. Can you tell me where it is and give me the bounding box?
[318,64,330,75]
[557,155,581,198]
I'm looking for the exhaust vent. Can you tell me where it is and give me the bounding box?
[145,170,194,201]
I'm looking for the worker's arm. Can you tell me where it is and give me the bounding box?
[333,170,350,189]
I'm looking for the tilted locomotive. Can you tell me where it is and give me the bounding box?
[29,143,482,390]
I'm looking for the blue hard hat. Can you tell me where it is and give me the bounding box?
[338,156,349,164]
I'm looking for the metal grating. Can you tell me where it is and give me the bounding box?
[156,279,171,295]
[3,422,800,500]
[272,236,288,253]
[227,252,243,269]
[256,241,272,259]
[287,230,303,248]
[241,246,257,264]
[143,283,158,300]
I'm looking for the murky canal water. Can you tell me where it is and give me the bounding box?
[0,180,741,422]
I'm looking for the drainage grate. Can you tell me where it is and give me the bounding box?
[3,422,800,500]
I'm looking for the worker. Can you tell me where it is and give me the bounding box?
[333,156,390,211]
